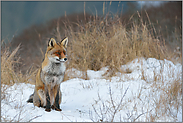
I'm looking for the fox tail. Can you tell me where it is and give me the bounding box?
[27,93,34,103]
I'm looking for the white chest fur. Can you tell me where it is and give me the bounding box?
[42,61,66,88]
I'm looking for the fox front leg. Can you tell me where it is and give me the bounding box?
[45,90,51,112]
[53,89,62,111]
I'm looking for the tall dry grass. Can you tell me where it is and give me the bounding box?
[64,11,177,79]
[1,42,36,85]
[9,2,181,75]
[1,43,21,85]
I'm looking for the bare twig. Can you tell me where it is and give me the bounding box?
[90,86,129,122]
[110,86,129,122]
[28,115,42,122]
[134,108,153,122]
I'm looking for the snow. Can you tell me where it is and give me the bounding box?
[1,58,182,122]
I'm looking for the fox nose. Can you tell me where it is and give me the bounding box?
[64,58,67,61]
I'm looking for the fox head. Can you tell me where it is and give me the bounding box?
[46,37,68,63]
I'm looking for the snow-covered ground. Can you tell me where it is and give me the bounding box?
[1,58,182,122]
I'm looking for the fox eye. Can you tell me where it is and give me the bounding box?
[63,50,66,55]
[56,52,61,55]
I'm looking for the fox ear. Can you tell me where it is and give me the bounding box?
[60,37,68,48]
[48,38,56,47]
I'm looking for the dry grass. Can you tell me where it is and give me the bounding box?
[1,42,36,85]
[150,76,182,121]
[8,2,181,75]
[64,12,174,79]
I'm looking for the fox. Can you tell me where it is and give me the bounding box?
[27,37,68,112]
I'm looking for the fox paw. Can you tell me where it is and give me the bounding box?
[55,108,62,111]
[51,105,62,111]
[45,108,51,112]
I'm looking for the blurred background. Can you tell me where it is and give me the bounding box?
[1,1,182,74]
[2,1,166,41]
[2,1,130,40]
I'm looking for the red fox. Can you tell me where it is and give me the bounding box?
[27,37,68,112]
